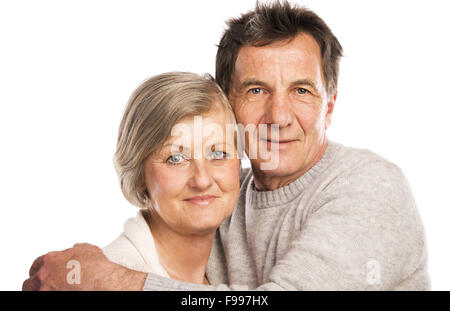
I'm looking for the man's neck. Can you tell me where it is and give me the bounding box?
[252,141,328,191]
[143,210,213,285]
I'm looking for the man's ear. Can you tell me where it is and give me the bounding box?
[325,91,337,129]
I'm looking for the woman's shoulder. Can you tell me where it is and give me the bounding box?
[102,233,149,273]
[103,232,137,257]
[102,210,169,276]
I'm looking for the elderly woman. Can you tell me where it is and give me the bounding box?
[103,72,240,285]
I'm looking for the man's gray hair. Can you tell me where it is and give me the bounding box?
[216,0,343,97]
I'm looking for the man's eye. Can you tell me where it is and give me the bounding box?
[249,88,262,95]
[167,154,186,164]
[210,150,228,160]
[297,88,308,94]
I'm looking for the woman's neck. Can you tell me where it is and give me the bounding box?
[143,210,213,285]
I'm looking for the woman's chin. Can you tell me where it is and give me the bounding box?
[181,218,223,236]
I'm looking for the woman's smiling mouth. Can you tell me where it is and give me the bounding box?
[184,195,219,205]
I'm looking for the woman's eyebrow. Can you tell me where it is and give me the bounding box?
[205,141,234,150]
[161,143,191,152]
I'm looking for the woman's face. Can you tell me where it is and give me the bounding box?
[143,108,240,236]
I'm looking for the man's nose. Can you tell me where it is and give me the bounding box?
[265,92,293,128]
[188,160,214,190]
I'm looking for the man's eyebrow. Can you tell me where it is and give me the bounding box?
[291,79,319,92]
[236,79,319,93]
[238,79,270,91]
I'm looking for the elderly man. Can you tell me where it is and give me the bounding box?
[23,1,430,291]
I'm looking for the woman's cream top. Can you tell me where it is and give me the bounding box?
[102,210,169,277]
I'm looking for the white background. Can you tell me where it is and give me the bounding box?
[0,0,449,291]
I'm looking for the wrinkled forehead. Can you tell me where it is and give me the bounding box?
[231,33,323,84]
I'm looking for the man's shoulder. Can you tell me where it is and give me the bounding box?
[236,142,409,194]
[321,141,415,212]
[314,141,414,211]
[329,141,405,179]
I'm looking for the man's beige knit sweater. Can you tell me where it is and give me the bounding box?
[143,141,430,290]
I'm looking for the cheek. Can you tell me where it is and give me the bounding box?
[214,160,241,194]
[146,167,187,203]
[294,105,325,133]
[234,101,262,126]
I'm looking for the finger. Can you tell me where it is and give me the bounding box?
[22,275,40,291]
[39,285,53,291]
[73,242,100,251]
[29,255,44,277]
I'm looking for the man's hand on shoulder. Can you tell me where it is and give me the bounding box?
[22,243,147,291]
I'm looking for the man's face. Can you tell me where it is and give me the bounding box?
[228,33,336,188]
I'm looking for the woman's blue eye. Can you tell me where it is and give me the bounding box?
[211,150,227,160]
[167,154,184,164]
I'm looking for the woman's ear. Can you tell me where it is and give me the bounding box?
[138,179,150,203]
[141,187,152,210]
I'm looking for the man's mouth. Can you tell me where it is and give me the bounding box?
[258,138,299,151]
[261,138,298,144]
[262,139,296,143]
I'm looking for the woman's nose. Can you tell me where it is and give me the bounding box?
[188,160,214,190]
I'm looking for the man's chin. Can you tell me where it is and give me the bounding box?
[252,158,304,179]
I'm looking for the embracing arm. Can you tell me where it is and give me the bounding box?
[143,161,430,291]
[22,243,147,291]
[24,163,429,291]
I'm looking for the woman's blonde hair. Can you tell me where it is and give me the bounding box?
[114,72,235,207]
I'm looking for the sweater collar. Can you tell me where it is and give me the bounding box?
[249,140,340,208]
